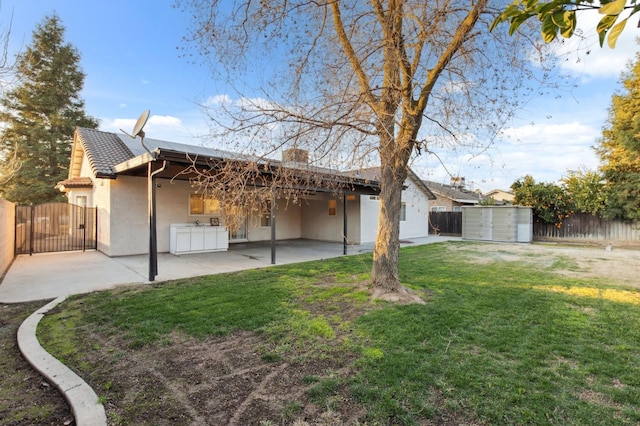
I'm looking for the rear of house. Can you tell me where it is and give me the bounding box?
[58,128,435,257]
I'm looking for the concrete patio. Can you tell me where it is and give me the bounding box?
[0,236,458,303]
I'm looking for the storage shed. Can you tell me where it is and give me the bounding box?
[462,206,533,243]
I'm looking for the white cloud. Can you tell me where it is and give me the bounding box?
[148,115,182,127]
[109,118,137,132]
[205,94,233,106]
[107,114,181,132]
[500,121,597,146]
[411,117,604,194]
[495,120,600,185]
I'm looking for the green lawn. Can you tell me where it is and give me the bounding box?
[39,241,640,425]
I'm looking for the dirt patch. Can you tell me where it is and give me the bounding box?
[79,328,365,425]
[0,302,72,425]
[447,242,640,288]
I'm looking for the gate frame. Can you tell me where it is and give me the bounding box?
[15,202,98,255]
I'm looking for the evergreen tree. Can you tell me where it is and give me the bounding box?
[596,51,640,221]
[0,14,97,204]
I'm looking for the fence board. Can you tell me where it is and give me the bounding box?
[429,212,462,236]
[533,213,639,244]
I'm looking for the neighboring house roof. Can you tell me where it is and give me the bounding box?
[484,189,514,201]
[65,127,382,194]
[423,180,483,204]
[350,167,436,200]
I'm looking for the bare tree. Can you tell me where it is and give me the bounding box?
[177,0,560,300]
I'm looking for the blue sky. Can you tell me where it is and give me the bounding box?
[2,1,638,193]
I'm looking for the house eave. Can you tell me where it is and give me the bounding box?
[112,150,158,174]
[110,148,381,195]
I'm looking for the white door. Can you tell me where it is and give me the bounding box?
[229,216,248,242]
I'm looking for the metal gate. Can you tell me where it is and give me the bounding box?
[15,202,97,255]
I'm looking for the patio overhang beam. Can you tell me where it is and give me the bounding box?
[113,150,158,175]
[114,148,381,195]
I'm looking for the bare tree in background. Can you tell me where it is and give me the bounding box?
[178,0,561,300]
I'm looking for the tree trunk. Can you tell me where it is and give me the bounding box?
[371,162,406,292]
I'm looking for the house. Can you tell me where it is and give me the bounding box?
[483,188,514,204]
[348,167,436,243]
[423,177,483,212]
[56,127,435,262]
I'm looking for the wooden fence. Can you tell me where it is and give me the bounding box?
[533,212,639,245]
[429,210,639,245]
[0,198,15,279]
[429,211,462,236]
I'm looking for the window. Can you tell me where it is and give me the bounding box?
[400,202,406,221]
[453,206,462,212]
[431,206,446,212]
[261,201,272,227]
[328,199,337,216]
[189,193,220,215]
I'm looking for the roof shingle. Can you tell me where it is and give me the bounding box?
[76,127,134,178]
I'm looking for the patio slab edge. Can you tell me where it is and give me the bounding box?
[17,296,107,426]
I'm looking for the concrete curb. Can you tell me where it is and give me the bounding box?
[17,296,107,426]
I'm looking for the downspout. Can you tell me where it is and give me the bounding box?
[270,192,276,265]
[148,160,167,281]
[343,193,348,255]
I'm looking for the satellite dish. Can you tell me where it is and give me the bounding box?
[121,109,150,139]
[120,110,153,156]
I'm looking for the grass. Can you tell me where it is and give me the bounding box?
[38,241,640,425]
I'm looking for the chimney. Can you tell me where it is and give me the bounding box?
[282,148,309,165]
[451,176,465,188]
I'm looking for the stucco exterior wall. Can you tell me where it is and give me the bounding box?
[360,195,380,243]
[246,199,302,242]
[299,194,361,243]
[399,179,430,239]
[108,176,148,256]
[91,177,114,256]
[359,177,431,243]
[0,198,15,278]
[102,177,310,255]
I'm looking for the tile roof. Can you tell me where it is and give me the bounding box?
[76,127,134,178]
[55,177,93,190]
[73,128,380,190]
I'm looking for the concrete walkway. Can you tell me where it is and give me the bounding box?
[1,236,458,426]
